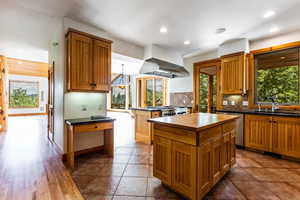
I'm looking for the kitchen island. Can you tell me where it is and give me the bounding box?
[148,113,239,200]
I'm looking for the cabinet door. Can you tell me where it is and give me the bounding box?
[198,141,213,200]
[69,32,93,91]
[245,115,272,151]
[211,136,223,185]
[221,132,231,174]
[221,54,244,94]
[153,135,172,185]
[134,111,151,144]
[273,116,300,158]
[171,141,197,200]
[93,39,111,92]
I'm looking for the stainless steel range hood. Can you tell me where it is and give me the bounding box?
[140,57,189,78]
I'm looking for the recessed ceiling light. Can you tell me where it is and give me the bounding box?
[160,26,168,33]
[216,28,226,34]
[270,27,279,33]
[17,61,23,64]
[264,10,275,18]
[184,40,191,45]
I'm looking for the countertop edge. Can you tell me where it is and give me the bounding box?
[65,118,116,126]
[148,115,239,132]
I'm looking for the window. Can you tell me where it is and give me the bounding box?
[111,86,126,109]
[255,47,300,104]
[9,80,39,108]
[137,77,167,107]
[199,73,217,112]
[110,75,131,110]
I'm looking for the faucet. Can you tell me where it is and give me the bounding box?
[269,97,279,112]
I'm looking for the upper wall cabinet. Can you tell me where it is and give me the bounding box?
[66,29,112,92]
[220,53,247,95]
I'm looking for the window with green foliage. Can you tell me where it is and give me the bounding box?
[9,80,39,108]
[255,47,300,104]
[199,73,208,112]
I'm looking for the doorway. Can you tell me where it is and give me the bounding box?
[193,59,222,113]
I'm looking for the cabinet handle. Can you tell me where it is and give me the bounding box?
[273,121,277,123]
[94,126,98,128]
[90,83,97,87]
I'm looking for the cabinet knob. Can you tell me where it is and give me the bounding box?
[94,126,98,128]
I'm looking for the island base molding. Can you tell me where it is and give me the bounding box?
[152,120,237,200]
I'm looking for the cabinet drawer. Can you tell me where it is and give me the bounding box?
[151,111,161,118]
[74,122,113,133]
[223,120,236,133]
[199,126,222,145]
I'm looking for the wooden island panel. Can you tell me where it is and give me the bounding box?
[149,113,238,200]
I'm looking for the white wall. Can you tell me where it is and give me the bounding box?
[170,29,300,93]
[8,75,48,114]
[169,51,218,93]
[63,18,144,60]
[250,29,300,51]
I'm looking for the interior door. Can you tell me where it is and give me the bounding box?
[0,56,7,133]
[48,62,54,141]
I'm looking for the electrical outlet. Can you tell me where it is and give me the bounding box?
[81,105,87,111]
[242,101,248,106]
[223,100,228,106]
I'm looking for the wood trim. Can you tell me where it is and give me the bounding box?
[193,59,221,112]
[250,41,300,55]
[62,145,104,161]
[248,41,300,110]
[66,28,113,44]
[194,58,221,67]
[8,112,47,117]
[7,57,49,77]
[220,51,245,58]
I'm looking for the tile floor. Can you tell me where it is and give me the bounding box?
[71,113,300,200]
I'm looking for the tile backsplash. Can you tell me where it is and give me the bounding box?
[222,95,248,109]
[170,92,193,107]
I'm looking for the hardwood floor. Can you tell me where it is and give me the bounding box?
[0,116,83,200]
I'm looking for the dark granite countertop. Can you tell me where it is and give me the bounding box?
[65,116,116,125]
[217,109,300,117]
[130,106,192,112]
[130,107,162,112]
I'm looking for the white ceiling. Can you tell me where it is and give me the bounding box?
[8,0,300,57]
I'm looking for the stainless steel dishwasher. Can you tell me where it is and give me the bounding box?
[216,112,244,147]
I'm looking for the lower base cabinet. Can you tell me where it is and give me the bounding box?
[245,114,300,159]
[153,120,236,200]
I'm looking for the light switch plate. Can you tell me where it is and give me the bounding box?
[242,101,248,106]
[223,100,228,105]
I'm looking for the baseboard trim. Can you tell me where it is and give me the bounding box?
[62,145,104,161]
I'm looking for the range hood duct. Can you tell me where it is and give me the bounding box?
[140,58,189,78]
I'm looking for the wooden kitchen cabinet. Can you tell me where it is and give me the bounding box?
[198,141,213,200]
[245,114,300,159]
[211,136,223,185]
[245,114,272,151]
[171,141,197,200]
[153,135,172,185]
[132,110,160,144]
[220,53,246,95]
[273,116,300,158]
[66,29,112,92]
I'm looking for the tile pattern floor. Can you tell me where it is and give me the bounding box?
[71,113,300,200]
